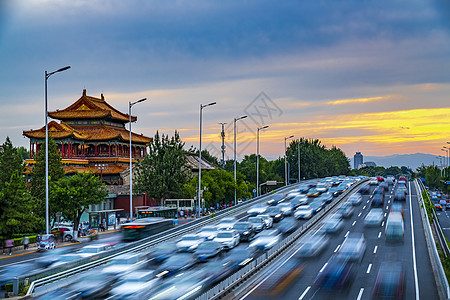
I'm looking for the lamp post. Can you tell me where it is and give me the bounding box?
[443,147,449,168]
[284,135,294,186]
[198,102,216,217]
[234,115,247,205]
[129,98,147,220]
[257,125,269,197]
[45,65,70,234]
[95,164,106,183]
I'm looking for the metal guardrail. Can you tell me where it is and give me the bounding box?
[415,179,450,300]
[24,181,301,297]
[195,178,368,300]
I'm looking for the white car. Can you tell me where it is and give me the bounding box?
[217,217,237,230]
[110,271,157,299]
[296,233,329,257]
[77,244,110,258]
[196,226,218,240]
[348,193,363,206]
[337,232,366,262]
[257,214,273,229]
[176,234,203,252]
[294,205,313,219]
[101,253,146,275]
[247,204,267,216]
[249,229,280,252]
[214,230,240,250]
[364,208,384,227]
[52,225,75,241]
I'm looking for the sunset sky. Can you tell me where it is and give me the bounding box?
[1,0,449,162]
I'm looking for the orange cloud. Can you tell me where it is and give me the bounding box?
[325,96,386,105]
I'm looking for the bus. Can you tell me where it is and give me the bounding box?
[122,218,174,242]
[138,207,178,219]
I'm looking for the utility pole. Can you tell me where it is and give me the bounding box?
[219,122,227,168]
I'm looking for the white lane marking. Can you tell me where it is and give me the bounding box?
[411,181,420,299]
[0,257,38,267]
[363,205,366,210]
[352,221,356,226]
[373,246,378,254]
[356,288,364,300]
[358,212,362,217]
[367,199,370,203]
[378,231,382,238]
[381,221,385,227]
[345,231,350,238]
[388,200,391,204]
[366,264,372,274]
[298,286,311,300]
[384,212,387,217]
[334,244,341,253]
[386,205,389,210]
[319,262,328,273]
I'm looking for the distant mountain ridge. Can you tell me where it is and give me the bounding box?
[350,153,439,170]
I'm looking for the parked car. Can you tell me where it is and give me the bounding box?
[213,230,240,250]
[233,222,256,242]
[52,225,74,242]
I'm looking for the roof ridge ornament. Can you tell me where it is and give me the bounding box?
[83,89,86,96]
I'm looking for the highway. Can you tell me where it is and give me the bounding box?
[235,181,438,300]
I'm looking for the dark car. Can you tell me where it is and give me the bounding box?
[297,185,310,194]
[194,241,223,261]
[267,194,284,206]
[372,193,384,208]
[278,218,297,235]
[359,185,370,194]
[372,262,404,299]
[310,199,325,214]
[290,195,308,209]
[70,271,117,299]
[149,242,177,263]
[318,192,333,204]
[232,222,256,242]
[202,260,236,286]
[334,184,348,196]
[314,256,354,290]
[264,206,284,222]
[226,248,255,269]
[394,190,406,201]
[155,253,197,278]
[307,188,321,198]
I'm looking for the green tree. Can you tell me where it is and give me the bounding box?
[0,137,25,190]
[51,172,108,238]
[425,165,441,189]
[135,131,188,203]
[0,171,42,238]
[29,138,65,220]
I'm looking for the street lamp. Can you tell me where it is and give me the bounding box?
[234,115,247,205]
[257,125,269,197]
[95,164,106,183]
[284,135,294,186]
[129,98,147,220]
[443,147,449,168]
[198,102,216,217]
[45,65,70,234]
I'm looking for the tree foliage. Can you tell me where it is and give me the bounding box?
[135,131,189,202]
[51,172,108,236]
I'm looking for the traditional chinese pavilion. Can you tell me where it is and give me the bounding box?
[23,89,152,185]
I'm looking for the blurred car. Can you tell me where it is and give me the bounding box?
[176,234,203,252]
[290,195,308,209]
[150,270,207,299]
[394,190,406,201]
[196,225,219,241]
[226,248,255,269]
[397,184,408,195]
[267,194,284,206]
[109,270,158,299]
[249,229,280,252]
[278,202,293,216]
[70,271,117,298]
[371,193,384,208]
[296,233,329,258]
[294,205,313,219]
[257,214,274,229]
[391,202,404,218]
[337,203,354,218]
[101,253,146,276]
[369,177,379,185]
[297,185,310,194]
[283,191,301,202]
[201,261,236,286]
[315,183,328,194]
[398,176,408,184]
[77,243,110,258]
[317,192,333,204]
[194,240,223,261]
[264,206,284,222]
[248,216,266,232]
[307,188,321,198]
[310,199,325,213]
[35,247,71,268]
[247,204,267,216]
[359,185,370,194]
[364,208,384,227]
[336,232,366,262]
[37,234,56,251]
[233,222,256,242]
[321,216,344,234]
[217,217,237,230]
[372,261,405,300]
[155,253,197,278]
[254,260,304,296]
[51,253,83,268]
[213,230,240,250]
[440,200,447,210]
[435,202,443,211]
[334,184,348,196]
[314,256,354,290]
[385,212,404,242]
[149,242,177,263]
[277,218,297,235]
[51,225,74,242]
[348,193,363,206]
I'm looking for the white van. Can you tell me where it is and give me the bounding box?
[385,212,404,242]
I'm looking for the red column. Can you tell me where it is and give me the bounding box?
[95,144,98,157]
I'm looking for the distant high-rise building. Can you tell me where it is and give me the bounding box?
[354,152,363,169]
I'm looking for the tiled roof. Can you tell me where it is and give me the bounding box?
[184,153,216,170]
[23,121,151,144]
[48,89,136,123]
